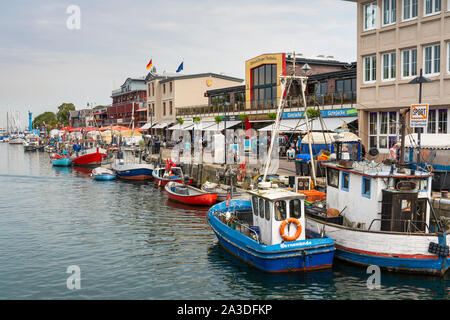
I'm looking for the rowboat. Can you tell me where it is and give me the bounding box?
[152,167,193,186]
[207,188,335,273]
[51,153,72,167]
[91,167,116,181]
[165,181,217,206]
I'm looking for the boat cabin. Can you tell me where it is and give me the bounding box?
[322,161,434,233]
[246,188,307,245]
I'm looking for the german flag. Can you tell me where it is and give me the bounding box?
[146,59,153,70]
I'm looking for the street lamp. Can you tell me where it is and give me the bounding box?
[408,69,432,169]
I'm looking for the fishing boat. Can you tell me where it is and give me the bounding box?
[8,135,25,144]
[51,153,72,167]
[112,149,154,180]
[152,167,193,186]
[23,135,40,151]
[165,181,217,206]
[207,188,335,273]
[304,159,450,276]
[71,141,107,167]
[91,167,116,181]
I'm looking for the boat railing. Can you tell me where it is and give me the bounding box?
[368,219,430,233]
[213,210,261,244]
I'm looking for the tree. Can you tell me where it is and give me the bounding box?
[33,112,57,130]
[56,103,76,126]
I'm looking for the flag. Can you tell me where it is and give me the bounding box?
[176,61,183,73]
[226,192,231,207]
[146,59,153,70]
[245,117,252,131]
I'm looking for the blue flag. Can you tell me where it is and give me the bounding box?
[176,61,183,73]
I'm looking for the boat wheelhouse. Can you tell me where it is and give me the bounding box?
[112,149,154,180]
[152,167,193,186]
[305,160,450,276]
[207,188,335,273]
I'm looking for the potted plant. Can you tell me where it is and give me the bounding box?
[215,115,223,130]
[238,113,248,129]
[306,108,320,119]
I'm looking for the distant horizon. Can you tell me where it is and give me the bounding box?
[0,0,357,128]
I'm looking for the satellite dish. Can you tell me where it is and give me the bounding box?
[369,148,379,157]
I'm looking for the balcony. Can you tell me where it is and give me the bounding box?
[175,92,356,117]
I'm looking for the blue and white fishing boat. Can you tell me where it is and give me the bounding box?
[207,188,335,273]
[91,167,116,181]
[51,151,72,167]
[112,152,154,180]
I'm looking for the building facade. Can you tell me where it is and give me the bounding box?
[110,78,147,126]
[145,72,243,126]
[348,0,450,154]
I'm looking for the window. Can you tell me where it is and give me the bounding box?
[362,177,371,199]
[341,172,350,191]
[428,110,437,133]
[170,82,173,92]
[424,44,440,76]
[447,42,450,73]
[259,198,264,218]
[335,78,356,96]
[327,168,339,188]
[419,179,428,192]
[382,52,396,80]
[438,109,448,133]
[265,200,270,221]
[364,55,377,83]
[289,199,302,219]
[170,101,173,115]
[364,2,378,31]
[274,201,286,221]
[424,0,441,16]
[163,83,166,94]
[152,83,155,96]
[314,81,328,96]
[368,111,399,150]
[251,64,277,108]
[163,102,166,116]
[383,0,397,25]
[403,0,418,20]
[401,48,417,78]
[252,196,259,216]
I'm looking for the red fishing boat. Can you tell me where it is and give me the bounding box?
[71,141,107,167]
[165,182,217,206]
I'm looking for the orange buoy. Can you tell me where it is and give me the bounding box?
[279,218,302,241]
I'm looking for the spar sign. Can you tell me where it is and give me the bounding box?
[410,104,429,128]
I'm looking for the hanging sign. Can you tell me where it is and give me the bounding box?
[410,104,428,128]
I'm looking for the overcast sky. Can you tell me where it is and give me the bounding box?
[0,0,356,128]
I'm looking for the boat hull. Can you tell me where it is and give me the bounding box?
[306,217,450,276]
[93,175,116,181]
[165,184,217,206]
[52,158,72,167]
[115,168,153,180]
[207,200,335,273]
[72,151,106,167]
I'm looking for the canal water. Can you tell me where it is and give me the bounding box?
[0,143,448,300]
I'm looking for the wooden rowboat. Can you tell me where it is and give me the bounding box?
[165,182,217,206]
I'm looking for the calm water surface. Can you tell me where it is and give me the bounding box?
[0,143,449,299]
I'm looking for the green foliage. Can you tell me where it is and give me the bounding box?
[306,108,320,119]
[193,117,201,123]
[33,112,57,129]
[238,113,248,122]
[267,112,277,120]
[214,115,223,124]
[176,118,184,125]
[56,103,76,125]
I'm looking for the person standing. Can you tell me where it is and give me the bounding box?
[389,143,400,161]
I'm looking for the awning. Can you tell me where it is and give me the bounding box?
[202,120,241,131]
[153,122,171,129]
[301,131,360,144]
[169,121,195,131]
[258,117,357,132]
[136,108,147,112]
[405,133,450,150]
[140,122,154,130]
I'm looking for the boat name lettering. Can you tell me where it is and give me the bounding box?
[280,241,312,248]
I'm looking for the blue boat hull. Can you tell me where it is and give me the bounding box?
[207,200,335,273]
[52,158,72,167]
[93,174,116,181]
[115,168,153,180]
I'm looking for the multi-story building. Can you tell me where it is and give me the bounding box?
[110,77,147,126]
[145,72,243,128]
[346,0,450,155]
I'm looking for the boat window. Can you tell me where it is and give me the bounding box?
[327,168,339,188]
[362,176,371,199]
[289,199,302,219]
[419,179,428,191]
[252,196,259,216]
[341,172,350,191]
[265,200,270,221]
[259,198,265,218]
[274,201,286,221]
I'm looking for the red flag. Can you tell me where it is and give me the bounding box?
[165,158,169,170]
[245,117,252,131]
[226,192,231,207]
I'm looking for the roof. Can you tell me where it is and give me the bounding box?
[405,134,450,150]
[159,73,243,84]
[308,64,357,82]
[205,85,246,96]
[247,188,306,201]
